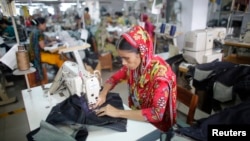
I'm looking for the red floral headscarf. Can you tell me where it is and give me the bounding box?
[122,25,153,75]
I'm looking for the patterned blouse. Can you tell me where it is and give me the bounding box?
[106,25,177,132]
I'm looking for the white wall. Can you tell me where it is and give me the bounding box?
[191,0,209,30]
[176,0,209,50]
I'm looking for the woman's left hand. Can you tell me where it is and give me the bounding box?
[95,104,121,118]
[47,41,57,46]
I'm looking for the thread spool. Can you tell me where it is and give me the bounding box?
[16,49,30,71]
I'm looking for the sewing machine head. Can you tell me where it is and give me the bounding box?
[183,27,226,64]
[48,44,101,109]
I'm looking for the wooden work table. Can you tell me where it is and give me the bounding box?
[223,39,250,64]
[224,40,250,49]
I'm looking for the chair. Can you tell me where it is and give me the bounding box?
[176,85,199,125]
[99,52,113,71]
[27,65,48,88]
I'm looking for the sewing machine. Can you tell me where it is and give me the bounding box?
[47,44,101,108]
[183,27,226,64]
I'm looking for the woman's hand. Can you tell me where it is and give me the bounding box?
[95,104,121,118]
[47,41,57,46]
[93,92,107,109]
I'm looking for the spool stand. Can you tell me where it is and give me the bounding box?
[13,45,36,92]
[13,67,36,92]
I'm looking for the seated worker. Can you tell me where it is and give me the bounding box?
[28,17,66,84]
[83,7,91,28]
[0,19,15,40]
[95,21,119,61]
[114,12,125,26]
[94,25,177,132]
[104,13,113,24]
[74,14,83,30]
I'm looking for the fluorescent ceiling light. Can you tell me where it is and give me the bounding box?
[33,0,58,1]
[124,0,137,1]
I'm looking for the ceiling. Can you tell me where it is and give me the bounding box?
[14,0,127,4]
[14,0,85,4]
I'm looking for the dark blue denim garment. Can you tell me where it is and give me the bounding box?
[83,92,127,131]
[176,99,250,141]
[45,92,127,132]
[27,92,127,141]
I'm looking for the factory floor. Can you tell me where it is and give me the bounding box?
[0,66,209,141]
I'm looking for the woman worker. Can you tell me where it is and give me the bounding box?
[94,25,177,132]
[28,17,65,84]
[0,19,15,39]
